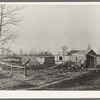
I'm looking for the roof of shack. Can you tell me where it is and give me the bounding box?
[67,49,96,56]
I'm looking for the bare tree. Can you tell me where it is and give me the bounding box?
[0,4,23,49]
[19,49,23,56]
[0,47,16,55]
[29,47,36,56]
[61,45,68,55]
[98,49,100,54]
[87,44,92,50]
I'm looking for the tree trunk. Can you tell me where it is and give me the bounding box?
[0,5,3,37]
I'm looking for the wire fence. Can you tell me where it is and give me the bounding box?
[0,62,26,76]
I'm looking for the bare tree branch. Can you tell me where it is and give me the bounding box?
[0,4,23,48]
[0,47,17,56]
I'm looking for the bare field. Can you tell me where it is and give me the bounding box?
[38,69,100,90]
[0,67,90,90]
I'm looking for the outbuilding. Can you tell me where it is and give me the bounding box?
[44,56,55,67]
[67,49,99,68]
[55,54,68,65]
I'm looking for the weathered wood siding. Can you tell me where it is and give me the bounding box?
[97,56,100,67]
[55,55,69,64]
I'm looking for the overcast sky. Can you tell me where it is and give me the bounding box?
[8,4,100,54]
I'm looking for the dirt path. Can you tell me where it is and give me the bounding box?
[34,69,100,90]
[0,68,100,90]
[27,71,89,90]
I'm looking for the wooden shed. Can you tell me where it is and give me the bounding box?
[96,55,100,68]
[67,49,98,68]
[44,56,55,67]
[86,50,97,68]
[55,54,68,64]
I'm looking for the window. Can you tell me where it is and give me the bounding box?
[59,56,62,60]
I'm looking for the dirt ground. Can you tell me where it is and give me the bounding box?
[37,68,100,90]
[0,68,100,90]
[0,68,87,90]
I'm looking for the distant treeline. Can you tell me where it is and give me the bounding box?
[18,50,53,56]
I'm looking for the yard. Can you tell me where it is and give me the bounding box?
[0,66,96,90]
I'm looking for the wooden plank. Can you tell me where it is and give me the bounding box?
[0,62,24,68]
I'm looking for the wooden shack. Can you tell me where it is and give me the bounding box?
[86,50,97,68]
[44,56,55,67]
[0,55,22,65]
[67,49,99,68]
[95,55,100,68]
[55,54,68,64]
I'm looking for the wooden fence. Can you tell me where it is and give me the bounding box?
[0,62,27,76]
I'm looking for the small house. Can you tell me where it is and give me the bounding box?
[21,55,45,66]
[55,54,68,64]
[67,50,89,62]
[0,55,22,65]
[67,49,98,68]
[36,57,45,64]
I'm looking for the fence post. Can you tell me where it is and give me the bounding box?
[62,59,63,72]
[11,66,12,73]
[24,66,28,77]
[45,64,47,73]
[29,62,31,73]
[17,67,19,75]
[6,65,7,72]
[57,56,58,65]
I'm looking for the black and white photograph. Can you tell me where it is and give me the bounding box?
[0,2,100,92]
